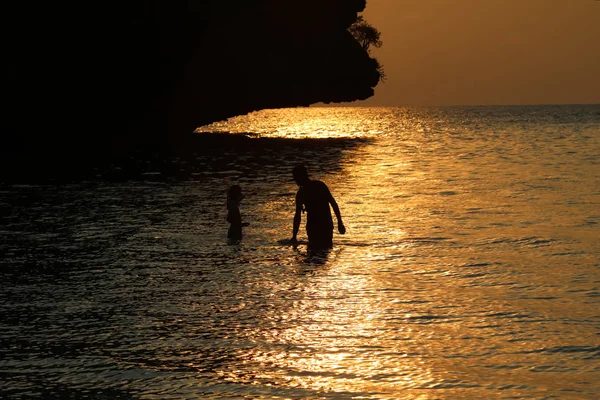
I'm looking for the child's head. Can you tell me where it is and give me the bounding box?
[228,184,243,201]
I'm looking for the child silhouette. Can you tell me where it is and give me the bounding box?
[226,183,249,240]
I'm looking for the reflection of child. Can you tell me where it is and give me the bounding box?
[226,184,249,240]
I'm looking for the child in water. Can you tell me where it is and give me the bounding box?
[226,183,249,240]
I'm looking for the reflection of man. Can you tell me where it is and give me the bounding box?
[290,164,346,249]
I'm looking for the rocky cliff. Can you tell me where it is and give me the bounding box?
[2,0,380,154]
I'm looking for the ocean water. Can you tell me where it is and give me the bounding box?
[1,105,599,399]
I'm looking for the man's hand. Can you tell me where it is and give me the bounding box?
[338,222,346,234]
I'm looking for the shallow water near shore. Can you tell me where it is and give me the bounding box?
[1,105,599,399]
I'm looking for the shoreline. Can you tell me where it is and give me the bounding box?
[0,132,369,184]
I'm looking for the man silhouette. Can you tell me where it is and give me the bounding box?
[290,164,346,249]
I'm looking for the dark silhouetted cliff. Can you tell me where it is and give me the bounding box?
[2,0,380,157]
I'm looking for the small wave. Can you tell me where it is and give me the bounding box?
[383,314,458,324]
[483,311,534,319]
[439,191,458,196]
[523,345,600,359]
[412,379,483,389]
[457,272,488,278]
[460,262,492,267]
[408,236,452,242]
[550,251,587,256]
[479,236,556,247]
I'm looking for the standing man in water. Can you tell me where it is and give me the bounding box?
[290,164,346,249]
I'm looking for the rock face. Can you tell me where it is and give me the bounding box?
[2,0,380,154]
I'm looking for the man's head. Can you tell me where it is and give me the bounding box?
[292,164,310,186]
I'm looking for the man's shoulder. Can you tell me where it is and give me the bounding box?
[311,180,330,193]
[310,179,328,188]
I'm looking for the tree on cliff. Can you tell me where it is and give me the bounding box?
[348,16,382,53]
[349,15,385,81]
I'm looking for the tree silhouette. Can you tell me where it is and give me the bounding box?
[349,16,382,53]
[349,15,385,81]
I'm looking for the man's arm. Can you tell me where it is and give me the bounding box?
[291,192,303,241]
[328,189,346,235]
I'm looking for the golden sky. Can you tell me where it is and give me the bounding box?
[356,0,600,106]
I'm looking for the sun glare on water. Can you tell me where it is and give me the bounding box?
[196,107,390,139]
[192,105,600,398]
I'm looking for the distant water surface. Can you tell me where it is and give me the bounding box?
[1,105,599,399]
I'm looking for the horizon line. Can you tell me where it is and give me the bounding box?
[310,102,600,108]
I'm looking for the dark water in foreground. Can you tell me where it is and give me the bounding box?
[1,105,599,399]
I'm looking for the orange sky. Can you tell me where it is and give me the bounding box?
[354,0,600,106]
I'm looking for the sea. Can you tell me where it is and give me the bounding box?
[1,105,599,399]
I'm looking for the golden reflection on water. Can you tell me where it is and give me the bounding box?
[194,106,600,398]
[3,105,598,399]
[251,263,436,397]
[197,107,386,139]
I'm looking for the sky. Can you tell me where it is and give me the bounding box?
[352,0,600,106]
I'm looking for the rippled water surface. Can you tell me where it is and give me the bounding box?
[2,106,600,399]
